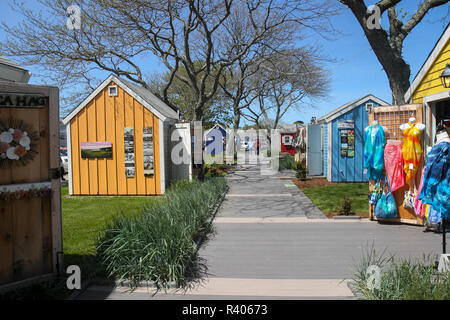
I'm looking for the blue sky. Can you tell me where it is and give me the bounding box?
[0,1,448,123]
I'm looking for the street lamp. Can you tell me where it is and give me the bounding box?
[440,63,450,88]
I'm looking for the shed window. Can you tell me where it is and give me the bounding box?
[108,86,118,97]
[282,135,293,145]
[365,103,374,112]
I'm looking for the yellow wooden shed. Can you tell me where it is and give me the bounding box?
[405,23,450,149]
[62,74,179,196]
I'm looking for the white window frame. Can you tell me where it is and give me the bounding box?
[282,135,293,146]
[108,85,118,97]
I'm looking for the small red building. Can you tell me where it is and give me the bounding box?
[279,124,301,155]
[281,133,296,155]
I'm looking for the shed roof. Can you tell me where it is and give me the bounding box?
[63,74,179,125]
[205,123,228,136]
[277,123,303,133]
[404,23,450,103]
[317,94,388,123]
[0,56,31,83]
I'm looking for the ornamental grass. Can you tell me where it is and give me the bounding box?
[350,244,450,300]
[96,177,227,289]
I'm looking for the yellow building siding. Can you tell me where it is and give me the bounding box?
[69,81,161,195]
[412,38,450,103]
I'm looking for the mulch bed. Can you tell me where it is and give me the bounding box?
[322,212,370,219]
[289,177,338,189]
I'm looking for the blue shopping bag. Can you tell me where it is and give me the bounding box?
[375,176,398,219]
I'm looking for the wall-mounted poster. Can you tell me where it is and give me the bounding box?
[81,142,113,159]
[340,130,348,157]
[347,130,355,158]
[124,127,135,177]
[143,127,154,176]
[340,129,355,158]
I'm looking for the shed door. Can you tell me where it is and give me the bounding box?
[170,123,192,181]
[307,124,322,176]
[0,85,62,287]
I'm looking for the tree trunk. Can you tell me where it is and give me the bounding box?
[233,109,240,129]
[194,100,204,121]
[339,1,413,105]
[385,58,411,105]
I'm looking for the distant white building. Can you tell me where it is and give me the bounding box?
[60,120,67,149]
[0,57,31,83]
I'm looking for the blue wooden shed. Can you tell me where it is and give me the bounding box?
[205,123,228,155]
[317,94,388,182]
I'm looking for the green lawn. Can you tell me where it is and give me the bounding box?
[302,183,369,214]
[61,187,160,277]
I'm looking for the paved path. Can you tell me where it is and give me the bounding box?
[77,165,447,300]
[222,165,326,219]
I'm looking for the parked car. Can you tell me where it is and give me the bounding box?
[60,148,68,178]
[241,140,249,151]
[241,138,258,152]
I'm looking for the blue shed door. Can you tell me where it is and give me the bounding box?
[307,124,322,176]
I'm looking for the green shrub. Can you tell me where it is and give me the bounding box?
[294,162,308,180]
[337,196,354,216]
[97,177,227,289]
[204,163,227,177]
[279,155,296,170]
[350,245,450,300]
[291,161,302,171]
[217,163,228,170]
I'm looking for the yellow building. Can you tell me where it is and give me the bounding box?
[62,74,179,195]
[405,23,450,149]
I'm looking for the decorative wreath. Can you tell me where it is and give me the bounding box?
[0,118,39,168]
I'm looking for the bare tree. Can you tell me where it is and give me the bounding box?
[0,0,337,117]
[242,48,329,131]
[338,0,449,105]
[148,64,234,127]
[219,56,263,129]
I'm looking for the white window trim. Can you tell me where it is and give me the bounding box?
[108,85,118,97]
[423,89,450,148]
[67,124,73,195]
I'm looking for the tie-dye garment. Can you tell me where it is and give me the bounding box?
[384,141,404,192]
[364,124,385,180]
[418,142,450,219]
[414,168,425,217]
[401,122,423,183]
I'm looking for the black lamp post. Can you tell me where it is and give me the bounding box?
[440,63,450,88]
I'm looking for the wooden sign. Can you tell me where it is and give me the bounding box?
[0,93,48,108]
[337,120,354,129]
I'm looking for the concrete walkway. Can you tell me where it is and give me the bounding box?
[222,165,326,219]
[77,165,447,300]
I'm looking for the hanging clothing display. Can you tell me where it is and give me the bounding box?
[384,140,405,192]
[363,124,385,180]
[296,127,306,151]
[414,168,426,217]
[418,141,449,218]
[401,122,423,183]
[426,205,442,224]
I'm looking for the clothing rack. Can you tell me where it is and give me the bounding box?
[368,104,425,225]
